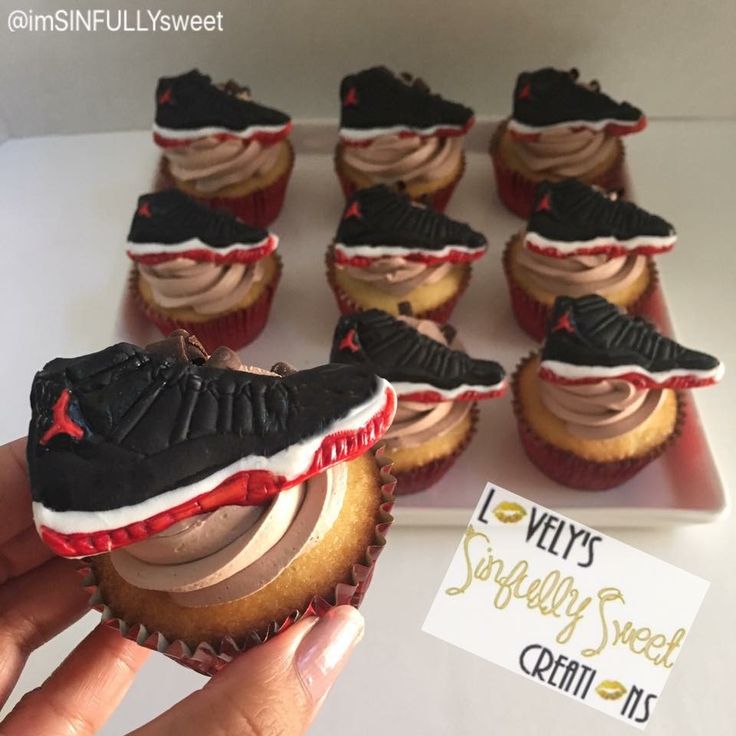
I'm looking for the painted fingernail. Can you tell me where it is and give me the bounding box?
[295,606,365,703]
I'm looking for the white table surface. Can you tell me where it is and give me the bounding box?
[1,121,734,735]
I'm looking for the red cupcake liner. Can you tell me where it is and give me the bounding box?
[325,245,470,324]
[333,148,465,212]
[391,404,479,495]
[155,141,294,228]
[511,353,685,490]
[129,255,281,353]
[502,236,661,342]
[78,447,396,677]
[489,122,625,219]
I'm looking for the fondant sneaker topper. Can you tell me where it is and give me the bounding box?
[509,67,646,139]
[330,309,506,402]
[526,179,676,259]
[540,295,724,389]
[153,69,292,148]
[334,185,487,267]
[127,189,278,265]
[28,331,396,558]
[339,66,475,146]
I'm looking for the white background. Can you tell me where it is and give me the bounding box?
[1,4,736,734]
[1,0,736,137]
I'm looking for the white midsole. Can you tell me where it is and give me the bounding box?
[525,231,676,254]
[507,116,643,135]
[340,122,467,142]
[539,360,725,384]
[127,235,277,258]
[152,122,289,141]
[392,379,506,400]
[334,242,483,260]
[33,378,395,540]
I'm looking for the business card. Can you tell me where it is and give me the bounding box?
[422,483,709,729]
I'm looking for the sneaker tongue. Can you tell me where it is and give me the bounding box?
[208,346,244,370]
[146,330,208,364]
[219,79,252,100]
[398,71,430,94]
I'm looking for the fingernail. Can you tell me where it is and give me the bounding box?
[296,606,365,703]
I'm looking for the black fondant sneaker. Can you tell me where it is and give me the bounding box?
[126,190,277,265]
[330,309,506,401]
[333,185,487,266]
[526,180,676,258]
[508,67,646,139]
[153,69,292,147]
[28,338,396,557]
[339,66,475,145]
[540,295,724,389]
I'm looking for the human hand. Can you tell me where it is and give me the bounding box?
[0,437,365,735]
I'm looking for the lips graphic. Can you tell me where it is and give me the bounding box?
[493,501,527,524]
[596,680,627,700]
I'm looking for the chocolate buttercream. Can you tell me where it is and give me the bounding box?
[342,134,462,186]
[539,379,665,440]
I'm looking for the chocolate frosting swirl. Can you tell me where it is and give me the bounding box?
[163,137,282,193]
[139,258,265,315]
[539,379,665,440]
[342,134,463,186]
[514,233,647,299]
[512,128,617,178]
[338,257,453,297]
[109,333,348,607]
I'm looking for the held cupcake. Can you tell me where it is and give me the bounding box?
[154,69,294,227]
[513,295,724,490]
[335,66,475,211]
[326,185,487,322]
[504,179,676,340]
[127,190,282,352]
[330,309,506,494]
[27,330,397,674]
[491,67,646,218]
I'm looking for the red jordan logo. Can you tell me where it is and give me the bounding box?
[137,201,152,218]
[339,328,360,353]
[517,82,531,100]
[343,87,359,107]
[343,201,361,220]
[158,87,174,105]
[552,311,575,334]
[40,389,85,446]
[536,192,552,212]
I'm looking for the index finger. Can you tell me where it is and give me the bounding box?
[0,437,35,546]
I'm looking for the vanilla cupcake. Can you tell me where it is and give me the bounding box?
[335,67,474,211]
[504,179,675,340]
[330,309,506,494]
[491,67,646,217]
[154,70,293,227]
[127,190,281,352]
[326,185,487,323]
[513,295,723,490]
[28,330,397,673]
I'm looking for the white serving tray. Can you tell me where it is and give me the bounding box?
[115,121,727,529]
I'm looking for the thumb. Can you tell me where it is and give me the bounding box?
[129,605,365,736]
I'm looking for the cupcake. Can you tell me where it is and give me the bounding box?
[330,309,506,494]
[335,66,474,211]
[153,70,293,227]
[504,179,676,340]
[27,330,397,673]
[513,295,724,490]
[491,67,646,218]
[326,185,487,322]
[127,190,282,353]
